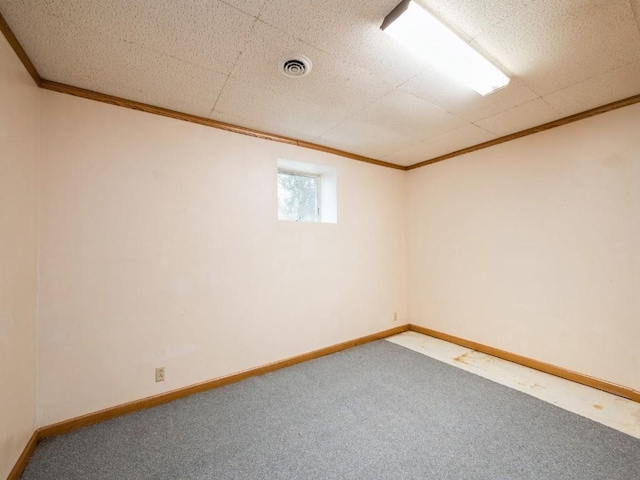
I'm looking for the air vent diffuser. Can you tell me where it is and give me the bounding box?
[278,54,312,78]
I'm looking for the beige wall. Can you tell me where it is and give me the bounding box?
[4,23,639,453]
[37,90,408,426]
[0,36,39,477]
[408,103,640,391]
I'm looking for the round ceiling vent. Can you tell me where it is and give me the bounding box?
[278,54,312,78]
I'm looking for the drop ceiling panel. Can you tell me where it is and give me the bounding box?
[543,62,640,117]
[213,76,353,140]
[1,6,127,82]
[383,142,444,166]
[2,0,640,167]
[386,124,498,166]
[317,119,418,159]
[472,0,640,96]
[398,65,478,111]
[349,89,465,142]
[7,10,227,117]
[474,98,562,136]
[209,110,320,143]
[424,124,498,155]
[223,0,266,17]
[455,80,541,123]
[384,121,501,166]
[258,0,427,86]
[401,73,540,123]
[223,18,395,119]
[422,0,530,40]
[56,0,256,74]
[110,51,227,117]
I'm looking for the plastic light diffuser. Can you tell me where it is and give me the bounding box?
[382,0,510,95]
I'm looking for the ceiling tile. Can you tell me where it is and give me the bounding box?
[8,12,227,113]
[398,66,480,111]
[111,51,228,115]
[421,0,530,40]
[474,98,562,136]
[385,124,498,166]
[209,111,319,143]
[2,3,229,111]
[455,80,541,122]
[0,0,64,18]
[317,119,418,158]
[425,124,498,154]
[472,0,640,96]
[221,0,266,17]
[543,62,640,117]
[2,0,639,164]
[212,76,349,139]
[382,142,442,167]
[38,0,257,74]
[348,89,465,142]
[228,19,395,117]
[4,11,136,82]
[401,72,540,122]
[258,0,425,86]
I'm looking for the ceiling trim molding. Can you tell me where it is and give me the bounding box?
[2,9,640,172]
[39,79,406,171]
[406,93,640,170]
[0,9,403,171]
[0,11,41,87]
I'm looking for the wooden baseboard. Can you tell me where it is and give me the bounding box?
[38,324,409,439]
[7,430,39,480]
[408,324,640,403]
[10,322,638,476]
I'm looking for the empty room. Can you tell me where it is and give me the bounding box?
[1,0,639,478]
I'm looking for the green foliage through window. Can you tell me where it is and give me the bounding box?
[277,170,319,222]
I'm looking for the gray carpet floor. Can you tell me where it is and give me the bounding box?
[22,340,640,479]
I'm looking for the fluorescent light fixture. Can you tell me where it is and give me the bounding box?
[381,0,510,95]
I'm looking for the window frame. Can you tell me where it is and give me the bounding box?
[276,158,337,224]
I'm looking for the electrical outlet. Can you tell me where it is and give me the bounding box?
[393,312,398,322]
[155,367,165,382]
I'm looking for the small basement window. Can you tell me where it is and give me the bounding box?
[277,159,337,223]
[277,169,319,222]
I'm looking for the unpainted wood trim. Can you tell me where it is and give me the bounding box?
[38,324,410,439]
[0,11,42,87]
[6,430,39,480]
[408,324,640,403]
[406,93,640,170]
[39,80,406,171]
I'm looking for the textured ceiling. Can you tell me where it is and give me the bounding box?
[2,0,640,167]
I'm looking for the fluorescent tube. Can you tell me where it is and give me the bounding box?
[382,0,510,95]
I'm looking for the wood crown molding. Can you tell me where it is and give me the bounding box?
[0,10,41,87]
[38,80,405,170]
[3,9,640,171]
[6,430,38,480]
[405,93,640,170]
[408,324,640,403]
